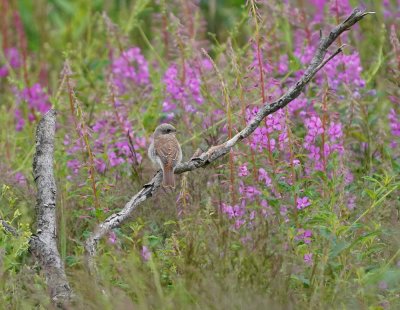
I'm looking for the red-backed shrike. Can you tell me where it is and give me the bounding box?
[148,124,182,188]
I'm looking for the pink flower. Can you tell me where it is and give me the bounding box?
[14,172,27,185]
[111,47,150,95]
[108,231,117,244]
[162,59,206,118]
[328,122,343,141]
[67,159,81,175]
[20,83,51,114]
[388,109,400,137]
[222,203,245,219]
[292,159,301,166]
[94,158,107,173]
[347,196,356,210]
[304,253,313,265]
[296,229,313,244]
[14,83,51,130]
[238,164,249,177]
[261,200,274,218]
[0,47,21,78]
[280,206,288,216]
[141,246,151,262]
[14,109,25,131]
[258,168,272,187]
[240,183,261,201]
[234,219,246,229]
[297,197,311,210]
[108,151,125,167]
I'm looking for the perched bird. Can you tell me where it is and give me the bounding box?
[148,123,182,188]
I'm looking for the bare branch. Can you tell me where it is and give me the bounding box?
[85,8,373,269]
[29,109,72,306]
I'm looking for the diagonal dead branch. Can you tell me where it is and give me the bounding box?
[29,109,72,307]
[84,8,374,271]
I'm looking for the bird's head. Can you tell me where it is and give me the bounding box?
[154,123,177,137]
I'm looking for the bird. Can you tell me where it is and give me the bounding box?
[148,123,182,188]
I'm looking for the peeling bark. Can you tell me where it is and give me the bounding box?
[30,109,72,306]
[85,8,373,270]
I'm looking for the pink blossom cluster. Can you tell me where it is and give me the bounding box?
[303,115,344,171]
[383,0,400,19]
[296,197,311,210]
[221,199,259,230]
[0,47,21,77]
[295,228,312,244]
[328,0,352,16]
[246,107,287,153]
[64,111,146,176]
[141,245,151,262]
[162,59,212,119]
[309,0,352,22]
[388,108,400,148]
[15,83,51,131]
[320,52,365,95]
[111,47,150,95]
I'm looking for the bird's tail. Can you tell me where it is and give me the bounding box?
[162,167,175,188]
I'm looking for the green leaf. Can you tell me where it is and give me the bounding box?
[329,240,351,259]
[290,274,310,287]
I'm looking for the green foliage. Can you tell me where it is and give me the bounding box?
[1,0,400,309]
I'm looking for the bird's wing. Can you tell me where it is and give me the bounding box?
[154,135,181,168]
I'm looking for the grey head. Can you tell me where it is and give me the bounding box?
[154,123,177,137]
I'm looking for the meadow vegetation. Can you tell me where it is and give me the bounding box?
[0,0,400,309]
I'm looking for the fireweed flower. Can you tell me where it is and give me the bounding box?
[304,253,313,265]
[280,206,290,223]
[20,84,52,115]
[320,52,365,94]
[297,197,311,210]
[258,168,272,187]
[388,109,400,148]
[162,59,210,119]
[108,231,117,244]
[329,0,352,16]
[65,111,145,176]
[141,246,151,262]
[303,115,345,171]
[0,47,21,77]
[222,203,245,219]
[238,164,249,177]
[66,159,81,175]
[221,199,260,230]
[14,109,25,131]
[246,107,286,153]
[347,195,356,210]
[239,181,261,201]
[14,172,27,185]
[111,47,150,95]
[310,0,327,21]
[261,200,274,218]
[15,83,51,131]
[295,229,313,244]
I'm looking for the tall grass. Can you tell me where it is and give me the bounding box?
[0,0,399,309]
